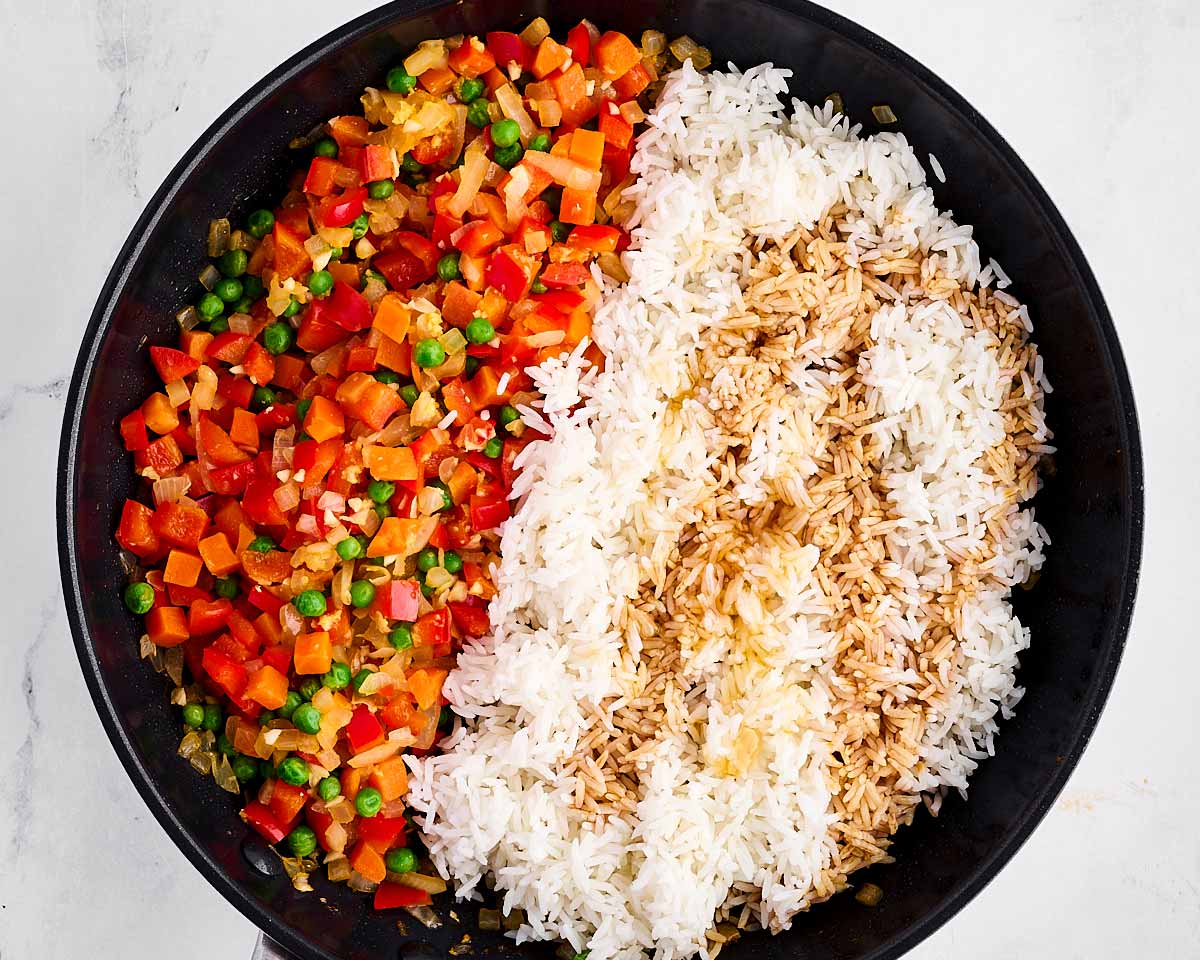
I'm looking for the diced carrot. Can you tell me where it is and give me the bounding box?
[441,282,482,328]
[372,294,412,343]
[594,31,641,80]
[550,132,573,158]
[235,523,256,556]
[363,445,419,482]
[482,67,508,95]
[271,354,307,392]
[419,66,456,96]
[163,550,203,587]
[559,186,596,225]
[447,460,477,504]
[198,532,240,576]
[532,37,570,79]
[244,664,289,710]
[229,407,259,451]
[613,62,651,99]
[564,308,592,348]
[328,261,361,287]
[340,766,364,800]
[406,667,449,711]
[549,63,587,113]
[181,330,214,362]
[142,392,180,435]
[375,336,411,375]
[146,606,189,647]
[334,371,375,410]
[255,611,284,647]
[230,716,260,756]
[304,395,345,442]
[568,128,605,170]
[349,840,387,884]
[367,517,429,558]
[369,756,409,802]
[294,631,333,675]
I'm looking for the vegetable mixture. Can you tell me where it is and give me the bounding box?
[113,19,698,910]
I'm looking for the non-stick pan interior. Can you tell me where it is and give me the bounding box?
[59,2,1141,959]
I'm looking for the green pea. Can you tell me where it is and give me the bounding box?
[355,786,383,818]
[493,142,523,170]
[248,534,276,553]
[490,118,520,148]
[437,251,462,282]
[348,580,376,609]
[367,179,395,200]
[457,77,484,103]
[375,502,392,520]
[317,776,341,801]
[389,624,413,650]
[214,576,239,599]
[413,338,446,369]
[216,733,236,756]
[465,356,480,378]
[530,278,548,294]
[285,824,317,857]
[262,322,294,356]
[465,316,495,344]
[259,759,276,780]
[374,369,401,385]
[335,535,364,561]
[294,589,327,618]
[415,547,439,573]
[251,386,276,411]
[259,709,278,726]
[442,550,463,575]
[182,703,205,728]
[241,274,265,300]
[351,213,370,239]
[308,269,334,297]
[218,249,249,278]
[231,296,254,315]
[498,405,520,428]
[428,480,453,512]
[247,209,275,239]
[123,581,154,615]
[543,187,563,213]
[385,847,417,873]
[324,662,353,691]
[352,668,374,693]
[438,705,453,729]
[298,678,322,701]
[400,152,424,174]
[292,703,322,735]
[295,397,312,424]
[231,754,259,783]
[386,67,417,95]
[367,480,395,504]
[467,99,491,129]
[399,384,420,407]
[281,298,301,318]
[214,278,243,303]
[527,133,551,153]
[420,581,435,599]
[277,756,311,787]
[207,316,230,334]
[550,220,571,243]
[201,703,223,733]
[198,292,225,320]
[278,691,303,721]
[364,267,387,288]
[313,137,338,158]
[483,436,503,459]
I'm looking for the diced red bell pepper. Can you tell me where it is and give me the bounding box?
[273,221,310,280]
[217,375,255,409]
[448,601,489,638]
[255,403,296,432]
[296,299,351,353]
[613,62,652,99]
[242,342,275,386]
[207,459,259,496]
[117,499,161,558]
[598,103,635,150]
[292,436,341,485]
[188,597,233,636]
[268,781,308,828]
[372,250,426,292]
[359,144,395,183]
[305,806,337,852]
[206,332,254,366]
[317,187,367,229]
[242,476,288,527]
[345,345,378,372]
[198,416,250,467]
[448,37,497,78]
[532,289,587,314]
[539,262,591,288]
[485,32,533,71]
[119,409,150,451]
[227,610,264,654]
[566,224,622,253]
[303,156,342,197]
[374,883,432,910]
[382,231,440,277]
[138,434,184,475]
[485,248,530,300]
[379,693,416,731]
[412,608,451,648]
[202,645,248,699]
[410,132,453,167]
[345,703,386,754]
[565,22,593,66]
[241,802,288,844]
[323,280,372,332]
[470,496,510,531]
[151,501,210,550]
[375,579,420,622]
[358,814,408,852]
[261,643,293,675]
[432,212,463,250]
[150,345,201,383]
[328,114,370,149]
[248,584,285,617]
[455,220,505,257]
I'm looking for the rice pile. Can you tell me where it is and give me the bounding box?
[407,61,1050,960]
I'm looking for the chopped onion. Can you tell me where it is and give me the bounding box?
[447,148,489,219]
[872,104,898,124]
[478,909,502,932]
[394,872,448,895]
[318,225,355,248]
[207,218,231,258]
[386,728,416,748]
[178,730,202,759]
[523,329,566,348]
[310,343,344,375]
[198,264,221,291]
[280,602,304,637]
[347,871,378,894]
[404,904,441,929]
[317,491,345,513]
[213,754,240,794]
[523,150,602,191]
[494,84,537,142]
[534,99,562,127]
[519,17,550,45]
[272,426,296,472]
[164,377,190,407]
[525,81,554,101]
[230,229,258,252]
[325,821,348,854]
[404,39,448,77]
[437,457,459,484]
[326,853,352,881]
[619,101,645,124]
[448,104,468,165]
[347,740,402,768]
[424,567,453,591]
[641,30,666,55]
[274,481,300,512]
[597,252,630,283]
[153,475,191,506]
[357,671,394,697]
[378,413,421,447]
[439,328,467,355]
[355,236,378,261]
[228,312,255,335]
[502,165,531,225]
[305,234,333,271]
[175,305,199,330]
[363,274,388,305]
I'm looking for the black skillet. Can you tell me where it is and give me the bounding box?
[57,1,1143,958]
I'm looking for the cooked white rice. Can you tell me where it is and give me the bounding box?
[407,61,1050,960]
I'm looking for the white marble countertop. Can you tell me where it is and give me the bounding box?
[2,0,1196,957]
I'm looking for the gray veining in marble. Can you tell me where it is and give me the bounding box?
[0,1,1197,957]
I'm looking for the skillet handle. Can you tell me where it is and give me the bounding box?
[252,932,302,960]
